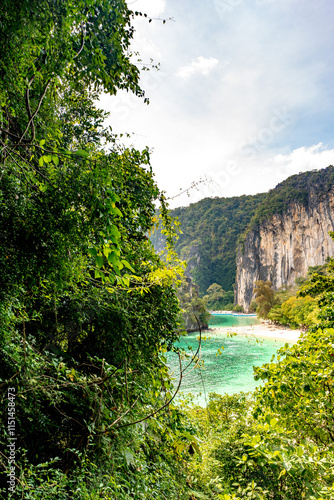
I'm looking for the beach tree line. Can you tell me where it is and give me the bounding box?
[252,261,330,328]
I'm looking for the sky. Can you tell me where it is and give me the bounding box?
[100,0,334,208]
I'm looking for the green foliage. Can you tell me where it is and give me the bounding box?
[248,301,258,313]
[253,281,275,319]
[246,328,334,498]
[179,325,334,499]
[179,393,255,499]
[297,257,334,332]
[267,261,330,328]
[0,1,197,498]
[178,277,211,331]
[247,166,334,227]
[203,283,234,311]
[268,295,318,327]
[254,328,334,447]
[151,195,266,295]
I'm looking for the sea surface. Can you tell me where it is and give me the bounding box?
[209,312,260,328]
[167,313,288,406]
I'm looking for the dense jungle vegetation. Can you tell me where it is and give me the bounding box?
[255,259,331,330]
[1,2,334,499]
[0,1,192,497]
[151,195,266,297]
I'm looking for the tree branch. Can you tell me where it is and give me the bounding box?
[23,74,36,142]
[10,148,57,190]
[73,24,85,59]
[116,351,183,429]
[95,395,141,434]
[0,127,22,142]
[181,315,202,374]
[19,78,52,144]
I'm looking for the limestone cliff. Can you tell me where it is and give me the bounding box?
[235,172,334,311]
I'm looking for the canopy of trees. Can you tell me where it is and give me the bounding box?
[253,281,276,319]
[203,283,235,310]
[0,2,198,497]
[246,166,334,228]
[265,262,332,328]
[151,195,266,295]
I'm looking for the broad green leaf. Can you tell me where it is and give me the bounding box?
[75,149,89,158]
[96,255,104,268]
[121,260,134,272]
[87,247,97,257]
[52,155,59,166]
[122,276,130,287]
[113,207,123,217]
[103,246,111,258]
[296,446,304,457]
[108,252,119,267]
[109,225,121,238]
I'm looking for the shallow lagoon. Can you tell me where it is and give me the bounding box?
[209,312,260,328]
[168,314,287,406]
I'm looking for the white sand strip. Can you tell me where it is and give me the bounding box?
[208,323,302,342]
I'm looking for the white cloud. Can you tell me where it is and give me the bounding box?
[176,57,219,79]
[127,0,166,17]
[131,32,162,61]
[166,144,334,208]
[271,144,334,177]
[104,0,334,209]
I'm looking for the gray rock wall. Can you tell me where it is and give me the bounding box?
[235,188,334,310]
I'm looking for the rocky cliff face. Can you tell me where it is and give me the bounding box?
[180,241,202,279]
[235,188,334,310]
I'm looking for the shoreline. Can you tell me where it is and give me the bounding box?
[208,323,303,342]
[209,310,257,316]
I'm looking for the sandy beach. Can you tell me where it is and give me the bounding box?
[209,323,303,342]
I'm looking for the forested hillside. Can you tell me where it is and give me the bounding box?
[236,166,334,309]
[246,166,334,228]
[151,194,266,296]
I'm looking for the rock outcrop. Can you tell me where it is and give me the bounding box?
[235,186,334,311]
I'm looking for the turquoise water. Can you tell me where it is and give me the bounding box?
[210,313,260,328]
[167,314,288,406]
